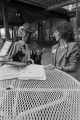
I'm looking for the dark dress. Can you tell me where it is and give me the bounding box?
[12,47,25,62]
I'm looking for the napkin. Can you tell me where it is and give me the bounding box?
[19,64,46,80]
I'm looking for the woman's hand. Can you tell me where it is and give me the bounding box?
[4,56,13,62]
[44,64,55,70]
[56,66,63,70]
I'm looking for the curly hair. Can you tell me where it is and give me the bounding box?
[54,21,75,42]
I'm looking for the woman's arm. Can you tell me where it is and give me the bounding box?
[25,44,30,59]
[62,44,79,72]
[21,44,32,62]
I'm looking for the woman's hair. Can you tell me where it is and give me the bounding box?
[53,21,75,42]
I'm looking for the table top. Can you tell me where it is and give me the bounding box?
[0,68,80,120]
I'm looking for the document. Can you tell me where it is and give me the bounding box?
[0,41,12,56]
[19,64,46,80]
[0,64,46,81]
[0,65,19,80]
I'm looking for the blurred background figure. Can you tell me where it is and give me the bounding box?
[30,41,45,64]
[31,31,38,41]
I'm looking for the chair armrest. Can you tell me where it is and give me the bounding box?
[27,58,34,64]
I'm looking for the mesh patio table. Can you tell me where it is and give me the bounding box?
[0,68,80,120]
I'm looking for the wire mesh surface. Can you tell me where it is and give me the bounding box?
[0,69,80,120]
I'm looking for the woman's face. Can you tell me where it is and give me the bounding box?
[53,29,61,42]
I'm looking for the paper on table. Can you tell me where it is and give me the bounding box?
[0,41,12,56]
[0,65,19,80]
[19,64,46,80]
[0,64,46,81]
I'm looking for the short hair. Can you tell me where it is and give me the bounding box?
[54,21,74,42]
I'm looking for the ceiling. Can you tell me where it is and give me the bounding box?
[18,0,79,9]
[0,0,78,26]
